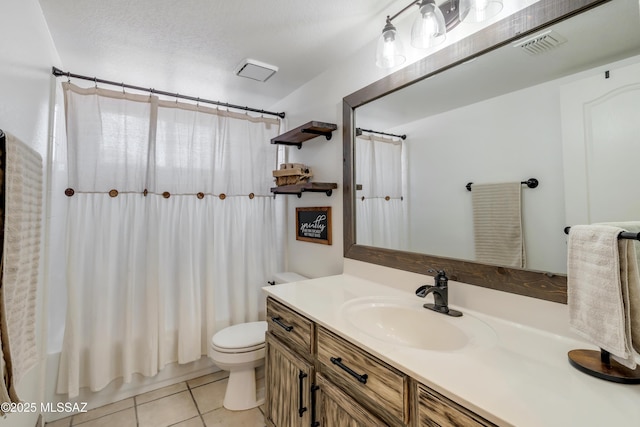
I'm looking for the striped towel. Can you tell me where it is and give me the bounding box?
[471,182,524,268]
[1,131,43,399]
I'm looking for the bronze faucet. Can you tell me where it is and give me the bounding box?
[415,269,462,317]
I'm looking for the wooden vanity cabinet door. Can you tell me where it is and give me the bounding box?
[265,333,314,427]
[316,374,387,427]
[414,382,497,427]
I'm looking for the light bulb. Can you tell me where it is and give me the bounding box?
[376,19,406,68]
[459,0,503,23]
[410,0,446,49]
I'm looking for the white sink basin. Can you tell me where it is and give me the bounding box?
[340,296,496,351]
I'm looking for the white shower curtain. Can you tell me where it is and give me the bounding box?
[355,133,408,250]
[55,83,284,397]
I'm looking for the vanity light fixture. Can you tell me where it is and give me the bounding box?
[375,0,504,69]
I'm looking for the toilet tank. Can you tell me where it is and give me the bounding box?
[271,271,308,285]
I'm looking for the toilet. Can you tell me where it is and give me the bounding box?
[210,271,308,411]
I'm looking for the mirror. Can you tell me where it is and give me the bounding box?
[343,0,640,303]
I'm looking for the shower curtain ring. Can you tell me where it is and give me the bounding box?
[121,82,125,94]
[93,77,97,88]
[67,72,71,83]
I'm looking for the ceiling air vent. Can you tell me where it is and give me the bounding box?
[513,30,567,55]
[234,58,278,82]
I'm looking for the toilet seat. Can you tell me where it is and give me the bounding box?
[211,342,264,353]
[211,321,267,353]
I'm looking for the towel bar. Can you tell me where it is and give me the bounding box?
[465,178,538,191]
[564,226,640,240]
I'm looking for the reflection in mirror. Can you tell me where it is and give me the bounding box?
[344,0,640,302]
[355,129,408,250]
[353,0,640,276]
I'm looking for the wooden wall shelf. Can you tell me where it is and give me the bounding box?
[271,121,337,149]
[271,182,337,198]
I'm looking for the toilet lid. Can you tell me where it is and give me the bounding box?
[211,321,267,350]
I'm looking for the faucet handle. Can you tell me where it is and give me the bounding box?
[428,269,448,287]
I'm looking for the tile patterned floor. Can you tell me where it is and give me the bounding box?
[45,370,265,427]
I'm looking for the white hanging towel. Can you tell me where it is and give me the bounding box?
[471,182,524,268]
[567,224,640,369]
[0,131,43,390]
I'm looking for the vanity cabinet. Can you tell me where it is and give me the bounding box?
[265,296,496,427]
[413,382,497,427]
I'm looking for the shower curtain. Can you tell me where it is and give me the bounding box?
[355,133,408,250]
[55,83,284,397]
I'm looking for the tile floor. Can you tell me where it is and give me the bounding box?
[45,370,265,427]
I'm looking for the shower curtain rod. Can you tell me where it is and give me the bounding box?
[356,127,406,140]
[51,67,286,119]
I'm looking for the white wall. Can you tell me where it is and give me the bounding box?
[0,1,61,426]
[400,80,567,274]
[269,1,540,279]
[268,13,408,278]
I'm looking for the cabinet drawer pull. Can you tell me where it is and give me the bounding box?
[298,371,308,417]
[272,316,294,332]
[330,357,368,384]
[311,383,320,427]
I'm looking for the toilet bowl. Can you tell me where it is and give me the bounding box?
[210,321,267,411]
[210,272,308,411]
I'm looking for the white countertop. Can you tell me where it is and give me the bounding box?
[263,274,640,427]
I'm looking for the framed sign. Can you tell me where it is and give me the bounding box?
[296,207,332,245]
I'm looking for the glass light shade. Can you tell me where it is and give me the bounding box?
[375,23,406,69]
[410,1,446,49]
[459,0,504,23]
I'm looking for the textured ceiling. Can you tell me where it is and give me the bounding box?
[39,0,401,110]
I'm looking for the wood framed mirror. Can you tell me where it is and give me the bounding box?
[342,0,628,304]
